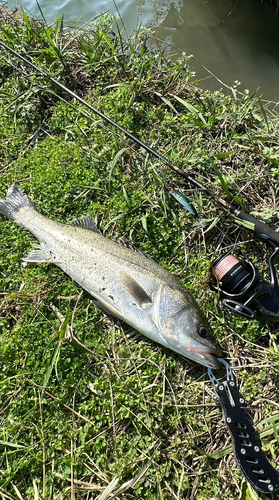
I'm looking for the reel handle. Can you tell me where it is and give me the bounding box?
[221,299,255,319]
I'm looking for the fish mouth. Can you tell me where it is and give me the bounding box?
[189,340,221,369]
[201,352,221,370]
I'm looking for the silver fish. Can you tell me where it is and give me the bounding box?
[0,184,221,369]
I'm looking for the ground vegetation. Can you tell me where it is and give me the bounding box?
[0,6,279,500]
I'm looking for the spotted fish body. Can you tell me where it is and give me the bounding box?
[0,184,220,369]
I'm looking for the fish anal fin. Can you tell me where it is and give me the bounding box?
[70,215,101,233]
[23,245,54,264]
[120,271,152,307]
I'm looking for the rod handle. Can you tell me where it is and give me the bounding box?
[230,208,279,244]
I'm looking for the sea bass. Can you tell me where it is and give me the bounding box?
[0,184,221,369]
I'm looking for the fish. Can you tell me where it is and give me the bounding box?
[0,184,221,369]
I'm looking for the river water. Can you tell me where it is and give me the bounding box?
[4,0,279,102]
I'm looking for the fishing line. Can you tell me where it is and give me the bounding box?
[148,34,239,95]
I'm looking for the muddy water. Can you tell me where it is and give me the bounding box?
[155,0,279,101]
[5,0,279,101]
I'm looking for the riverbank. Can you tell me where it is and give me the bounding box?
[0,7,279,500]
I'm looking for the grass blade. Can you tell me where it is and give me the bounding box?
[103,212,127,231]
[211,161,232,201]
[232,218,256,231]
[108,147,129,186]
[233,195,250,212]
[43,310,69,388]
[0,441,26,450]
[154,91,178,113]
[258,96,270,133]
[215,151,237,159]
[169,93,208,126]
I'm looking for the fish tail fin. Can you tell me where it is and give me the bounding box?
[0,184,36,221]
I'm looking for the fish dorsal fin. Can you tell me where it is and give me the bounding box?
[70,215,101,233]
[120,271,152,307]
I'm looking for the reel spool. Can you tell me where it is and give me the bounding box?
[210,237,279,319]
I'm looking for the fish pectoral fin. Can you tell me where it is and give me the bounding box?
[120,271,152,307]
[69,215,101,233]
[22,245,54,264]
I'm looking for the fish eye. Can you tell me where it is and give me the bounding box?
[199,326,208,338]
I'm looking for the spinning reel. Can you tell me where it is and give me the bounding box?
[210,235,279,319]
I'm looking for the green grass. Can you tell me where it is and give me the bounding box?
[0,7,279,500]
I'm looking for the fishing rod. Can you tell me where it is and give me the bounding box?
[1,39,279,319]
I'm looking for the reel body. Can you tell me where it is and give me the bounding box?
[211,236,279,319]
